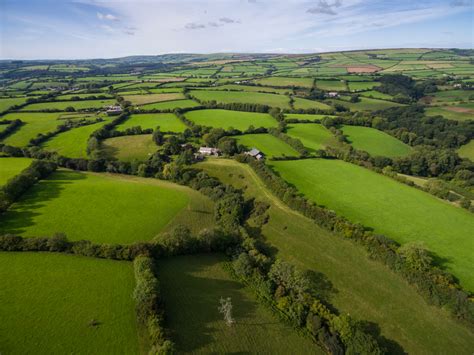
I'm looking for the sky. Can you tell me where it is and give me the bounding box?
[0,0,473,59]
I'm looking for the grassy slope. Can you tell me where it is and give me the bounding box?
[158,254,320,354]
[0,157,32,185]
[286,123,335,151]
[185,109,278,130]
[271,159,474,292]
[0,97,27,113]
[426,106,474,121]
[21,99,117,111]
[254,76,314,88]
[342,125,412,157]
[140,99,200,110]
[123,93,184,105]
[0,170,214,243]
[196,158,474,354]
[102,134,157,162]
[0,252,140,354]
[234,134,300,157]
[115,113,187,132]
[457,139,474,161]
[293,97,332,110]
[332,97,403,111]
[190,90,290,109]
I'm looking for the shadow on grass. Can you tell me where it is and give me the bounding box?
[0,170,86,235]
[361,321,407,355]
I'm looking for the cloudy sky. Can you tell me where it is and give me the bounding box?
[0,0,472,59]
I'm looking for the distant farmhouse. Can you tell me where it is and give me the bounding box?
[199,147,220,156]
[245,148,264,160]
[326,92,339,98]
[105,105,122,115]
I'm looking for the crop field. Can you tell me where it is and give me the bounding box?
[234,134,300,157]
[286,123,335,151]
[0,157,32,185]
[457,140,474,161]
[0,252,140,354]
[158,254,319,354]
[253,76,314,88]
[185,109,277,130]
[0,97,28,113]
[139,99,200,110]
[342,125,412,157]
[116,113,187,132]
[196,159,474,354]
[271,159,474,292]
[0,170,215,243]
[20,99,117,111]
[292,97,332,110]
[103,134,157,162]
[123,93,185,106]
[190,90,290,108]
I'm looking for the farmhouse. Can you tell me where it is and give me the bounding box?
[105,105,122,115]
[245,148,264,160]
[326,92,339,98]
[199,147,220,156]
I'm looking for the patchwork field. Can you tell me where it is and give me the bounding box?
[190,90,290,108]
[342,125,412,157]
[21,99,117,111]
[140,99,200,110]
[0,252,140,354]
[0,170,214,243]
[103,134,157,162]
[116,113,187,132]
[158,254,319,354]
[185,109,277,130]
[270,158,474,292]
[286,123,335,151]
[123,93,185,106]
[0,157,33,185]
[234,134,300,157]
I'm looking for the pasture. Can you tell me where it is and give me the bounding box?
[426,105,474,121]
[0,97,28,113]
[254,76,314,88]
[234,134,300,157]
[139,99,200,110]
[315,80,347,91]
[190,90,290,108]
[332,96,403,111]
[284,113,338,121]
[123,93,185,106]
[0,170,214,243]
[270,158,474,292]
[341,125,412,157]
[0,157,33,185]
[286,123,335,151]
[20,99,117,111]
[211,84,289,94]
[115,113,187,132]
[0,252,140,354]
[457,140,474,161]
[103,134,157,162]
[292,97,332,110]
[185,109,277,130]
[158,254,319,354]
[347,81,380,91]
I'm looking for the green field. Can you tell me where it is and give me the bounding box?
[342,125,412,157]
[0,157,33,185]
[315,80,347,91]
[185,109,277,130]
[457,139,474,161]
[286,123,335,151]
[21,99,117,111]
[0,170,214,243]
[234,134,300,157]
[426,105,474,121]
[0,97,28,113]
[210,84,289,94]
[254,76,314,88]
[347,81,379,91]
[358,90,395,100]
[271,158,474,292]
[292,97,332,110]
[196,159,474,354]
[158,254,319,354]
[115,113,187,132]
[123,93,185,106]
[284,113,338,121]
[42,120,110,158]
[0,252,140,354]
[332,96,403,111]
[140,99,200,110]
[103,134,157,161]
[429,89,473,104]
[190,90,290,108]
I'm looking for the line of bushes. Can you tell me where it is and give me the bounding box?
[0,119,23,140]
[268,127,309,156]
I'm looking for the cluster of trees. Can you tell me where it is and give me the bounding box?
[0,119,23,140]
[267,127,309,156]
[375,74,437,102]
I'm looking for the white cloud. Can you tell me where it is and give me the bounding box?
[97,12,119,21]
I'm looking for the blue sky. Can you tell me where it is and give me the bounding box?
[0,0,472,59]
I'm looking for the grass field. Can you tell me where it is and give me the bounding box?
[0,97,27,113]
[270,158,474,292]
[0,170,214,243]
[342,125,412,157]
[158,254,319,354]
[332,96,403,111]
[0,252,140,354]
[254,76,314,88]
[0,157,33,185]
[286,123,335,151]
[21,99,116,111]
[284,113,338,121]
[428,89,473,104]
[115,113,187,132]
[234,134,300,157]
[292,97,332,110]
[185,109,277,130]
[347,81,380,91]
[211,84,289,94]
[42,120,110,158]
[426,106,474,121]
[358,90,395,100]
[190,90,290,108]
[123,93,185,105]
[140,99,200,110]
[196,158,474,354]
[457,139,474,161]
[315,80,347,91]
[103,135,157,162]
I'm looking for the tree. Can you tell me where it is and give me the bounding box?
[218,297,234,326]
[203,128,225,147]
[152,126,165,145]
[217,137,238,155]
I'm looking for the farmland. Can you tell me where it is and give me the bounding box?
[123,93,185,106]
[286,123,335,151]
[139,99,200,110]
[20,99,117,111]
[234,134,300,157]
[103,134,157,161]
[254,76,314,88]
[0,157,32,185]
[457,140,474,161]
[185,109,277,130]
[0,97,28,113]
[190,90,291,108]
[115,113,187,132]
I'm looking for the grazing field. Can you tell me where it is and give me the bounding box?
[115,113,187,132]
[185,109,277,130]
[42,120,110,158]
[270,158,474,292]
[210,84,289,94]
[428,89,473,104]
[123,93,185,105]
[347,81,380,91]
[234,134,300,157]
[342,125,412,157]
[315,80,347,91]
[103,134,157,161]
[0,170,214,243]
[292,97,332,110]
[284,113,338,121]
[286,123,335,151]
[332,96,403,111]
[190,90,290,108]
[140,99,200,110]
[20,99,116,111]
[196,159,474,355]
[0,252,140,354]
[158,254,319,354]
[0,157,32,185]
[358,90,394,100]
[254,76,314,88]
[0,97,28,113]
[426,105,474,121]
[457,140,474,161]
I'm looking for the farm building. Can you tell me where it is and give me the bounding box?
[326,92,339,98]
[105,105,122,115]
[199,147,220,156]
[245,148,264,160]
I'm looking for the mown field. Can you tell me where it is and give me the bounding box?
[342,125,412,157]
[196,159,474,355]
[286,123,335,151]
[0,157,32,185]
[190,90,290,108]
[234,134,299,157]
[158,254,320,354]
[116,113,187,132]
[0,252,140,354]
[0,170,215,243]
[20,99,117,111]
[103,134,157,162]
[185,109,278,130]
[270,158,474,292]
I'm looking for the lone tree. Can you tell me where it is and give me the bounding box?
[218,297,234,327]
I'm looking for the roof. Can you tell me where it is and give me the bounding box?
[248,148,261,156]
